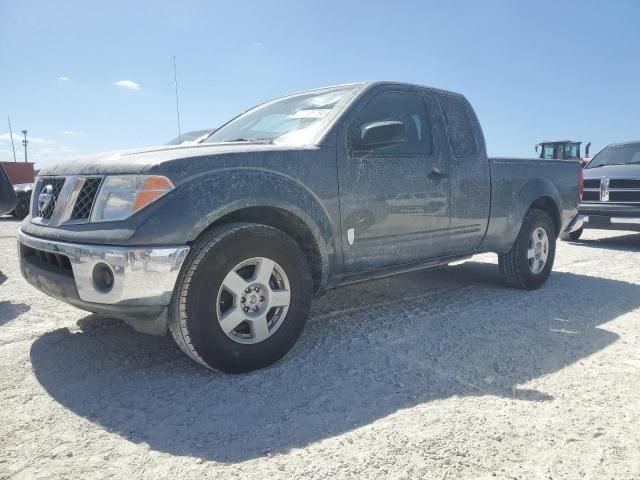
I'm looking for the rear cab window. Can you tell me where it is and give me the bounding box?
[436,93,480,157]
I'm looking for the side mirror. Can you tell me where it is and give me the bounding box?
[360,121,405,149]
[535,144,539,153]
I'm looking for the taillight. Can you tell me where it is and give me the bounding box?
[578,168,584,202]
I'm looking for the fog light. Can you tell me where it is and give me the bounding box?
[92,263,114,293]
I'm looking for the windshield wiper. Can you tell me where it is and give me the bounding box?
[591,162,635,168]
[223,138,273,144]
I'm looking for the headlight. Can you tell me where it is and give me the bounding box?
[91,175,174,222]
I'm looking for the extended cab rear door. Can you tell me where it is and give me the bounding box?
[336,85,452,273]
[434,92,491,255]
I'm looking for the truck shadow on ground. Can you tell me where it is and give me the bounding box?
[0,301,30,326]
[574,232,640,252]
[0,271,30,325]
[30,262,638,463]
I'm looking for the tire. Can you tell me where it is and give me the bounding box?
[12,194,29,219]
[169,223,313,373]
[560,227,583,242]
[498,209,556,290]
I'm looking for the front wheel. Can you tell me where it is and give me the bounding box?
[499,209,556,290]
[169,223,313,373]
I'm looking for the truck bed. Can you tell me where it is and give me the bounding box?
[480,157,580,253]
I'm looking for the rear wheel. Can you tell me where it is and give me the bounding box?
[499,209,556,290]
[560,227,583,241]
[169,223,313,373]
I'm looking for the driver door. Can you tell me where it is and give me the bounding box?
[337,88,451,273]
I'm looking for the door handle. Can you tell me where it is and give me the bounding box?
[427,168,448,182]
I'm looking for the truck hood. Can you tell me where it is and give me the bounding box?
[583,163,640,179]
[38,142,296,176]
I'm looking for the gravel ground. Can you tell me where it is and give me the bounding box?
[1,217,639,479]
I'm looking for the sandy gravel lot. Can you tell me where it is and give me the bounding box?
[1,217,639,479]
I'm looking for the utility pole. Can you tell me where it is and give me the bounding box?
[7,117,17,162]
[173,56,182,143]
[21,130,28,163]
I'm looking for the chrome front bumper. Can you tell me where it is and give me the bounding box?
[17,229,189,306]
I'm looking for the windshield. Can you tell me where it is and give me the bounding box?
[586,143,640,168]
[204,85,362,146]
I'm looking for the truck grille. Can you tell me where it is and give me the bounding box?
[610,179,640,189]
[20,243,73,272]
[583,177,640,204]
[36,177,67,219]
[32,175,104,224]
[70,177,102,220]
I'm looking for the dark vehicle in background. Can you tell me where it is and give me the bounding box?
[165,129,216,145]
[0,164,17,216]
[536,140,591,165]
[565,141,640,240]
[11,183,33,219]
[0,161,35,218]
[16,82,580,373]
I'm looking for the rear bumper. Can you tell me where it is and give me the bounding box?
[17,230,190,332]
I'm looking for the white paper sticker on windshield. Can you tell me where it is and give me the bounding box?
[290,108,330,119]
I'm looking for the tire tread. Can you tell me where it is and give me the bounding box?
[498,209,555,290]
[168,223,281,371]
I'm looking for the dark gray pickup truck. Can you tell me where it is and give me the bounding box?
[17,82,581,372]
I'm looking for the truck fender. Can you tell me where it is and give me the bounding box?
[496,178,563,253]
[132,168,336,288]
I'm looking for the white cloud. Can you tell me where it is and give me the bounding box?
[57,130,83,135]
[34,146,77,158]
[0,132,54,145]
[26,146,77,167]
[58,75,70,81]
[251,41,265,48]
[114,80,141,90]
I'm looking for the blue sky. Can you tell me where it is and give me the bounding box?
[1,0,639,168]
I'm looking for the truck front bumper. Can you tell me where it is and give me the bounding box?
[582,215,640,232]
[579,203,640,232]
[17,229,190,334]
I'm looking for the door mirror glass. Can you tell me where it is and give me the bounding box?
[360,121,405,149]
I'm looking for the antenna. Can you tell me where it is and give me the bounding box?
[173,56,182,142]
[7,116,17,162]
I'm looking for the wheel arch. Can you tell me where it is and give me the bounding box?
[194,204,327,292]
[129,168,338,292]
[528,195,562,237]
[483,177,564,253]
